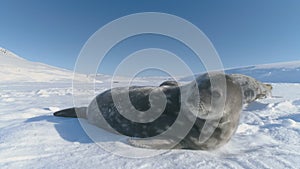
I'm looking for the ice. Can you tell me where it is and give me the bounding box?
[0,48,300,168]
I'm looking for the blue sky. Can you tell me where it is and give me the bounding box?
[0,0,299,75]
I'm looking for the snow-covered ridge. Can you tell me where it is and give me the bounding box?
[0,47,89,83]
[226,61,300,83]
[179,61,300,83]
[1,47,299,83]
[0,47,26,61]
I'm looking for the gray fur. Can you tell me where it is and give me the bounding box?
[54,73,271,150]
[230,74,272,104]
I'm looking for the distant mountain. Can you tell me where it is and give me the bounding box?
[1,47,299,83]
[179,61,300,83]
[226,61,300,83]
[0,47,88,83]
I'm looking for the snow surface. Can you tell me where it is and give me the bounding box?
[226,61,300,83]
[0,47,89,83]
[0,48,300,168]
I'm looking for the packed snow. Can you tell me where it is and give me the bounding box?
[0,48,300,168]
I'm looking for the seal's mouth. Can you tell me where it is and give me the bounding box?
[197,99,226,120]
[197,101,209,118]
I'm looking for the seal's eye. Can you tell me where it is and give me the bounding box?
[211,90,221,98]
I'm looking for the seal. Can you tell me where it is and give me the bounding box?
[54,73,270,150]
[230,74,272,104]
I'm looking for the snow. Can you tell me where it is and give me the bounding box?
[1,48,300,168]
[226,61,300,83]
[0,47,89,83]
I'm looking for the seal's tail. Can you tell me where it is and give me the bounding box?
[53,107,87,119]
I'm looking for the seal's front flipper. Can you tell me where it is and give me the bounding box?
[53,107,87,118]
[128,138,183,149]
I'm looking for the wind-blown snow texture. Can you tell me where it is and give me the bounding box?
[0,48,300,168]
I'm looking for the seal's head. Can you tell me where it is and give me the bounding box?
[183,72,242,120]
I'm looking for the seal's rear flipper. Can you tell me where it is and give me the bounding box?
[53,107,87,118]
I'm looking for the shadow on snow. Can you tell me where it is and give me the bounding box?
[26,115,93,144]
